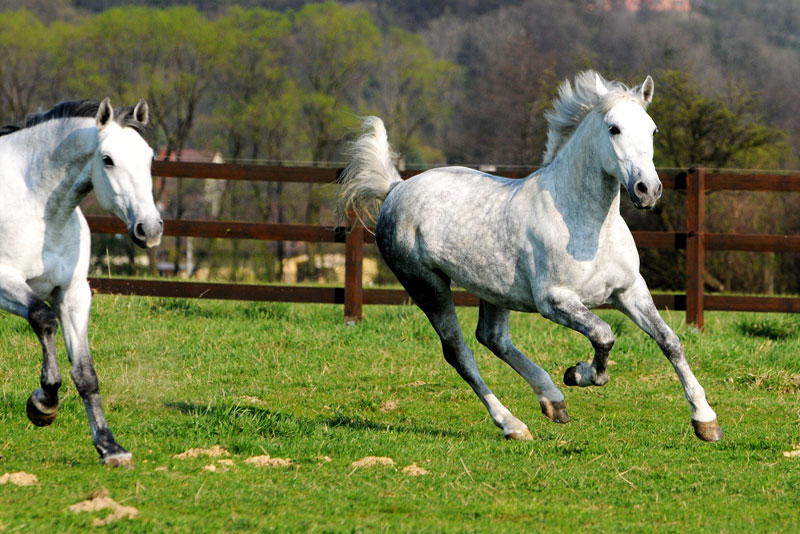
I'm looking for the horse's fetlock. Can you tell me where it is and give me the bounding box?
[71,366,99,397]
[592,370,609,386]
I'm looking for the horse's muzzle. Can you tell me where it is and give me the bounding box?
[630,179,662,210]
[130,219,163,248]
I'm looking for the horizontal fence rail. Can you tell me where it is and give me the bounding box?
[86,162,800,328]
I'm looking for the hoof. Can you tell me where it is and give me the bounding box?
[692,419,723,442]
[504,428,533,441]
[563,365,581,386]
[26,394,58,427]
[564,362,607,387]
[540,399,570,424]
[102,451,134,469]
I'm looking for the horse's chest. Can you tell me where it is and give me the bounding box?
[6,216,87,297]
[536,231,637,305]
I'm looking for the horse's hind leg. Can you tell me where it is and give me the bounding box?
[0,272,62,426]
[395,268,532,440]
[476,301,569,423]
[54,282,133,466]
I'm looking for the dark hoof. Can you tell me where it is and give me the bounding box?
[692,419,723,442]
[26,395,58,427]
[540,400,570,424]
[563,365,580,386]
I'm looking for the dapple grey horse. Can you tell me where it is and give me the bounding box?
[0,99,162,465]
[335,71,721,442]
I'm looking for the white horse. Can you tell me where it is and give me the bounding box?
[336,71,722,442]
[0,99,162,466]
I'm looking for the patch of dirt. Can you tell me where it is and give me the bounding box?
[244,455,292,467]
[203,458,237,472]
[203,464,225,472]
[351,456,395,468]
[379,401,398,413]
[174,445,230,459]
[783,445,800,458]
[402,381,426,388]
[238,395,263,404]
[68,489,139,526]
[317,456,332,463]
[0,472,38,486]
[401,463,430,476]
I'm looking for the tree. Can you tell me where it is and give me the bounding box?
[637,69,791,292]
[209,7,301,281]
[650,69,787,170]
[367,27,459,163]
[289,1,380,278]
[0,10,55,123]
[291,1,380,163]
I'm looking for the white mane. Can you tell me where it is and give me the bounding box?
[542,70,649,165]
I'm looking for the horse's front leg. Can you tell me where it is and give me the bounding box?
[613,278,722,442]
[0,270,62,426]
[54,282,133,466]
[537,289,614,388]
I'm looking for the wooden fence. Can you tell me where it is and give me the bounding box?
[86,162,800,328]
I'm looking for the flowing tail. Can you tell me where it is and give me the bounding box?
[334,116,402,227]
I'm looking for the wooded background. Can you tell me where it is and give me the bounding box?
[1,0,798,294]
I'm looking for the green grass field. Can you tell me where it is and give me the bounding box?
[1,295,799,532]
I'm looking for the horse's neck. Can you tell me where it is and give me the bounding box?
[541,117,620,224]
[28,120,98,223]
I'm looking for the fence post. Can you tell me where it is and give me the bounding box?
[686,167,705,330]
[344,219,364,324]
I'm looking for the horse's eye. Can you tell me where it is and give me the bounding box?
[653,127,659,136]
[102,155,114,167]
[609,125,621,135]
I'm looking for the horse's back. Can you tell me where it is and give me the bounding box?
[375,167,539,310]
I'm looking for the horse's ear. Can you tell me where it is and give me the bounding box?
[96,97,114,129]
[594,73,609,96]
[133,98,149,126]
[640,75,655,104]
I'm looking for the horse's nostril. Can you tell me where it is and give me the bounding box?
[135,222,146,238]
[635,181,648,195]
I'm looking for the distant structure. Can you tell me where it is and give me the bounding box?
[587,0,691,11]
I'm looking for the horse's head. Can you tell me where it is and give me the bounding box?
[91,98,163,248]
[596,74,661,210]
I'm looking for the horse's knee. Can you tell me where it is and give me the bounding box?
[475,326,509,354]
[659,330,684,362]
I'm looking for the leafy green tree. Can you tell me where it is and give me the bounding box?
[211,7,298,162]
[637,69,790,293]
[368,27,459,162]
[289,2,380,278]
[70,6,218,159]
[650,69,787,170]
[209,7,302,281]
[291,1,380,162]
[0,10,56,123]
